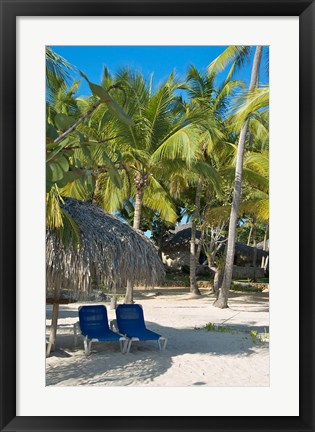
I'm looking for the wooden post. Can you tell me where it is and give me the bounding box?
[46,302,59,357]
[46,284,60,357]
[124,280,134,304]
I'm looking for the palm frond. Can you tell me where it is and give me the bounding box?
[204,205,232,225]
[79,70,134,126]
[241,198,269,222]
[46,46,74,91]
[150,124,202,165]
[213,80,245,113]
[244,151,269,177]
[221,166,268,193]
[208,46,251,76]
[46,186,64,229]
[59,177,90,201]
[143,177,178,223]
[229,86,269,128]
[96,170,130,213]
[191,160,222,194]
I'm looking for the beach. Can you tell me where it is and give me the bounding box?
[46,287,269,387]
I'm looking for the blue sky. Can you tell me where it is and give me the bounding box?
[51,45,269,97]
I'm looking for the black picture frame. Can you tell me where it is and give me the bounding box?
[1,1,314,431]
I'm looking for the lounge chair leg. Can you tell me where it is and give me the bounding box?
[84,337,92,355]
[158,337,167,350]
[126,339,132,354]
[126,337,139,353]
[120,338,128,354]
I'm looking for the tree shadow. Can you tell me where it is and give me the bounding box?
[46,314,269,387]
[46,306,80,320]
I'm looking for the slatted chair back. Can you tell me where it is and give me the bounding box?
[79,305,109,336]
[116,304,145,334]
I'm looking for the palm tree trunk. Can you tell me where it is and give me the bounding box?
[133,191,143,230]
[252,217,257,282]
[92,174,100,204]
[130,173,147,302]
[196,228,205,264]
[133,172,147,230]
[213,268,224,299]
[247,224,253,245]
[261,223,269,268]
[157,224,164,259]
[124,280,134,304]
[263,223,269,250]
[190,178,203,296]
[214,46,263,309]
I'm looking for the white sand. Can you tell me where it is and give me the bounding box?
[46,287,269,387]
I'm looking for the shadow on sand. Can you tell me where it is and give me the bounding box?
[46,308,269,386]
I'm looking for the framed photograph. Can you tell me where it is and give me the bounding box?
[1,0,314,431]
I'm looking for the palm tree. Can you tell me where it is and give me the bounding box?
[46,46,74,93]
[90,69,209,301]
[46,55,133,241]
[93,70,178,226]
[209,46,266,307]
[177,65,241,295]
[203,141,269,293]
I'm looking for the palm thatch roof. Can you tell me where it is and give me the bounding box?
[234,241,268,261]
[46,198,165,300]
[163,223,203,250]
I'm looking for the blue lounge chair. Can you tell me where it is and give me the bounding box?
[78,305,128,355]
[115,304,167,353]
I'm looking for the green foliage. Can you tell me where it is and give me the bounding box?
[46,153,69,183]
[208,46,251,78]
[217,325,234,333]
[196,322,269,345]
[164,273,190,286]
[45,47,269,258]
[236,222,267,245]
[46,46,74,93]
[231,283,263,293]
[229,87,269,129]
[249,329,268,345]
[46,50,136,241]
[204,322,216,331]
[202,322,236,334]
[79,70,134,126]
[99,283,109,293]
[54,113,76,132]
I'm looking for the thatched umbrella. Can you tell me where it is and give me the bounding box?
[46,197,164,355]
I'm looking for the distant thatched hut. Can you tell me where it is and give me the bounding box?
[46,198,164,355]
[161,223,205,268]
[161,222,269,278]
